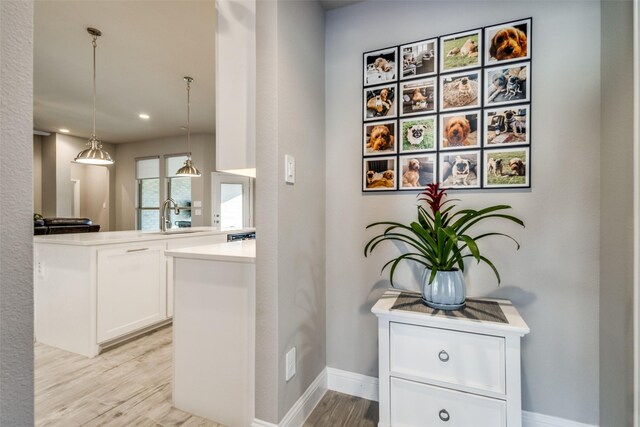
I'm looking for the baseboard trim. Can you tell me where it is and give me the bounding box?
[252,368,327,427]
[325,367,598,427]
[523,411,598,427]
[326,367,379,402]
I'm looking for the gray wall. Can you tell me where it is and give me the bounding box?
[113,133,214,231]
[255,0,326,422]
[0,0,34,424]
[70,163,111,231]
[34,135,43,214]
[600,1,634,426]
[326,1,601,424]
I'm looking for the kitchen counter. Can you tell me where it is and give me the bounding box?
[34,226,255,246]
[165,239,255,263]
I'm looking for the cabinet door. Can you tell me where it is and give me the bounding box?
[97,242,167,343]
[166,234,228,318]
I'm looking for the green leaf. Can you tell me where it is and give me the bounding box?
[460,235,480,262]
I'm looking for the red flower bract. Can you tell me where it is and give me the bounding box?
[418,183,447,215]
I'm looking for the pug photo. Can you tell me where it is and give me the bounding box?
[483,147,530,188]
[485,105,529,145]
[440,70,481,111]
[484,63,530,107]
[439,151,481,189]
[363,156,397,191]
[399,116,436,153]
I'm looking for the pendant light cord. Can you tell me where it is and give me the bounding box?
[92,34,98,141]
[186,78,192,158]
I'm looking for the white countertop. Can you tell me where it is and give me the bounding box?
[34,227,254,246]
[165,239,256,264]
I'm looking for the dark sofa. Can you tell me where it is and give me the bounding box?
[34,218,100,235]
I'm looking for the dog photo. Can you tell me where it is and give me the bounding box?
[400,78,436,116]
[439,29,482,73]
[364,47,398,86]
[439,111,481,150]
[440,70,481,111]
[363,121,396,155]
[363,85,396,121]
[363,157,397,191]
[399,154,436,190]
[400,39,437,80]
[485,18,531,66]
[484,63,530,106]
[399,116,436,153]
[485,105,529,145]
[483,147,530,188]
[440,151,480,189]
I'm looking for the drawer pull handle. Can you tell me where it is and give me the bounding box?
[438,350,450,362]
[127,248,149,253]
[439,409,450,422]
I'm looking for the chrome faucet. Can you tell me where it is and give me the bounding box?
[161,198,180,232]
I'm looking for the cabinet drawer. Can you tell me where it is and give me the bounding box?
[390,322,505,394]
[390,377,506,427]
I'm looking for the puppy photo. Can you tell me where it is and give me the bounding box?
[440,151,480,188]
[440,112,480,149]
[485,19,531,65]
[484,64,530,106]
[440,71,481,111]
[400,78,436,116]
[439,29,482,73]
[485,106,529,145]
[399,154,436,190]
[483,147,529,188]
[364,85,396,120]
[400,117,436,152]
[400,39,437,79]
[363,157,396,191]
[363,121,396,154]
[364,47,397,86]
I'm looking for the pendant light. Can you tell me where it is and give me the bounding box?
[74,27,114,165]
[175,76,201,177]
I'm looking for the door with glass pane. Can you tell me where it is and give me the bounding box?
[211,173,252,230]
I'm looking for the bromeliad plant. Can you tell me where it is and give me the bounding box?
[364,183,524,286]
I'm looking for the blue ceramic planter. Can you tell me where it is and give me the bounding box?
[421,268,466,311]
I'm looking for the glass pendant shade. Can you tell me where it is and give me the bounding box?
[176,157,201,177]
[175,76,201,177]
[75,136,113,165]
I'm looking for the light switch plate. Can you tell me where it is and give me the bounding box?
[193,200,202,208]
[285,347,296,381]
[195,209,202,216]
[285,155,295,184]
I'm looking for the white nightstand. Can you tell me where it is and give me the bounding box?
[372,290,530,427]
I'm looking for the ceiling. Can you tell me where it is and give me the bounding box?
[319,0,364,10]
[34,1,216,144]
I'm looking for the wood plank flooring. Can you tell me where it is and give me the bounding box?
[36,325,379,426]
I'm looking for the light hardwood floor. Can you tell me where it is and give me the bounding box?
[36,326,378,426]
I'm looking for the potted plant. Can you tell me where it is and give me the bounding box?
[364,183,524,310]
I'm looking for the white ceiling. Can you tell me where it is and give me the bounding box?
[319,0,364,10]
[34,1,216,144]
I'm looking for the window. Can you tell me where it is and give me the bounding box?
[136,157,160,231]
[166,155,192,228]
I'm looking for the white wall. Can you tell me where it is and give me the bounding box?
[255,0,326,422]
[0,0,34,423]
[33,135,42,214]
[114,133,214,231]
[326,1,601,424]
[600,1,634,426]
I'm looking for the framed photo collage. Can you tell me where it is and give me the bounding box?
[362,18,531,192]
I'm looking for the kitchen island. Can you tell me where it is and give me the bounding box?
[166,239,255,427]
[34,227,253,357]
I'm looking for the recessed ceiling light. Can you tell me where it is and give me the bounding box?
[59,129,70,133]
[139,113,150,120]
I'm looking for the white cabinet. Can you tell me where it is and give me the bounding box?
[166,234,228,317]
[96,242,167,343]
[372,290,529,427]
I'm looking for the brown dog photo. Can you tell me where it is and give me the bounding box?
[363,121,396,155]
[364,47,397,86]
[485,106,529,145]
[399,154,436,190]
[400,77,436,116]
[439,29,482,73]
[363,157,396,191]
[440,112,480,150]
[485,19,531,65]
[483,147,529,188]
[440,70,481,111]
[364,85,396,121]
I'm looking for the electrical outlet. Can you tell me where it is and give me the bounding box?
[285,155,295,184]
[285,347,296,382]
[36,261,44,278]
